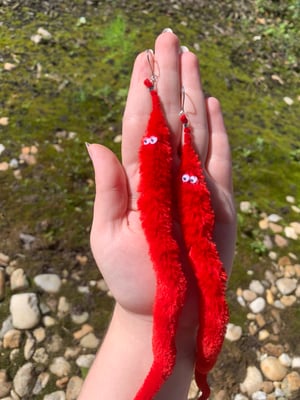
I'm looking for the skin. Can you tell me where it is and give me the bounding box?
[79,30,236,400]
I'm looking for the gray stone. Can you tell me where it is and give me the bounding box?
[10,293,41,329]
[32,372,50,395]
[249,297,266,314]
[49,357,71,377]
[34,274,62,293]
[33,348,49,365]
[43,391,66,400]
[0,316,13,339]
[251,391,267,400]
[75,354,95,368]
[249,280,265,295]
[225,323,242,342]
[13,362,35,397]
[71,311,89,325]
[79,332,100,349]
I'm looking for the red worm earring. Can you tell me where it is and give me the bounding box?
[177,89,229,400]
[135,51,187,400]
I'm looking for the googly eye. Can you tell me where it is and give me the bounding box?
[182,174,190,183]
[149,136,158,144]
[189,175,198,184]
[143,138,150,145]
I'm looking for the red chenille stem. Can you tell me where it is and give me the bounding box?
[135,88,187,400]
[178,132,229,400]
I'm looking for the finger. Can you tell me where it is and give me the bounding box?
[122,51,153,175]
[205,97,233,194]
[180,50,209,162]
[88,144,128,232]
[154,31,182,151]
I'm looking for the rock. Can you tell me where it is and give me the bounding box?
[0,117,9,126]
[33,327,46,343]
[262,343,284,357]
[283,96,294,105]
[3,329,22,349]
[13,362,35,397]
[49,357,71,377]
[34,274,62,293]
[0,253,9,266]
[276,278,297,295]
[243,289,257,302]
[24,336,35,360]
[0,316,13,339]
[113,134,122,143]
[286,195,295,203]
[290,221,300,234]
[240,366,263,395]
[234,395,248,400]
[56,376,69,389]
[280,295,296,307]
[0,267,5,300]
[284,226,298,240]
[268,222,283,233]
[32,347,49,364]
[32,372,50,395]
[240,201,252,213]
[0,143,5,155]
[37,27,52,40]
[279,353,292,367]
[267,214,282,223]
[260,381,274,394]
[43,316,57,327]
[281,371,300,397]
[10,293,41,329]
[225,323,243,342]
[259,218,269,230]
[258,329,269,341]
[249,280,265,295]
[46,334,63,353]
[274,234,288,248]
[249,297,266,313]
[79,332,100,349]
[71,311,89,325]
[97,279,109,292]
[256,314,266,327]
[292,356,300,368]
[66,376,83,400]
[19,232,36,249]
[0,370,12,397]
[265,289,274,305]
[251,391,267,400]
[57,296,70,318]
[260,357,288,381]
[76,354,95,368]
[10,268,29,291]
[44,391,66,400]
[73,324,93,340]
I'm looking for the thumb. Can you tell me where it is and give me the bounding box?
[87,143,128,232]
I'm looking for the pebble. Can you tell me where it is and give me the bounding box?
[276,277,297,295]
[10,293,41,329]
[274,234,288,248]
[251,391,267,400]
[75,354,95,368]
[0,117,9,126]
[24,336,35,360]
[292,356,300,368]
[32,372,50,395]
[240,366,263,395]
[284,226,298,240]
[73,324,93,340]
[283,96,294,105]
[13,362,35,397]
[44,391,66,400]
[240,201,252,213]
[0,267,5,300]
[278,353,292,367]
[79,332,100,349]
[234,395,248,400]
[243,289,257,302]
[57,296,70,317]
[290,221,300,234]
[49,357,71,377]
[0,370,12,398]
[258,329,269,341]
[225,323,243,342]
[281,371,300,397]
[65,376,83,400]
[260,357,288,381]
[33,347,49,364]
[10,268,29,291]
[33,327,46,343]
[249,297,266,313]
[267,214,282,223]
[34,274,62,293]
[280,295,296,307]
[249,280,265,295]
[3,329,22,349]
[71,311,89,325]
[0,252,10,265]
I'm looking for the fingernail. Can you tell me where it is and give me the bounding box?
[85,142,93,160]
[162,28,173,33]
[146,48,154,55]
[180,46,189,53]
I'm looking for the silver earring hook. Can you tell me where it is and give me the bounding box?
[180,86,186,114]
[146,49,157,83]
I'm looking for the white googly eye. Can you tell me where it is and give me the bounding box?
[149,136,158,144]
[182,174,190,183]
[189,175,198,184]
[143,138,150,145]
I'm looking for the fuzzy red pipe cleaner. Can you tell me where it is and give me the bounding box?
[178,118,229,400]
[134,78,187,400]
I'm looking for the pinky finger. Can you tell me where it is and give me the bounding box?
[205,97,233,194]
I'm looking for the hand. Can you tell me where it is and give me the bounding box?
[87,31,236,320]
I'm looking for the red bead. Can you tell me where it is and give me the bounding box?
[184,126,191,134]
[144,78,153,88]
[180,113,188,125]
